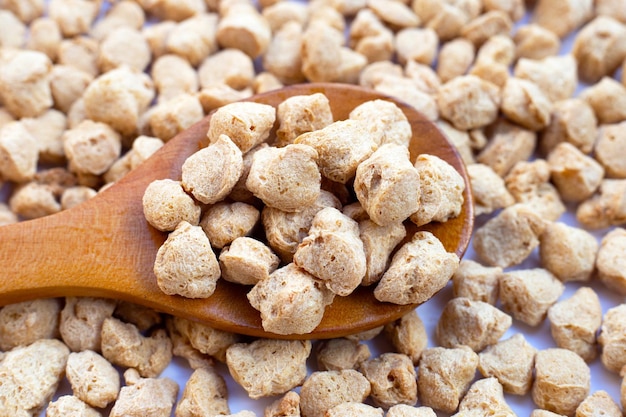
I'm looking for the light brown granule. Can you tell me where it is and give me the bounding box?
[299,369,371,417]
[455,377,515,416]
[206,101,275,153]
[572,16,626,84]
[263,21,305,85]
[505,159,566,222]
[316,338,371,371]
[499,268,565,327]
[576,390,622,417]
[596,228,626,295]
[539,221,598,282]
[532,348,590,416]
[226,339,311,399]
[153,221,221,299]
[262,190,341,263]
[436,38,475,83]
[83,66,155,137]
[61,185,97,210]
[264,391,300,417]
[293,207,366,296]
[66,350,120,408]
[27,17,62,61]
[436,297,512,352]
[533,0,593,38]
[63,120,122,176]
[500,77,553,131]
[200,201,260,249]
[216,2,271,59]
[0,339,69,416]
[168,316,239,363]
[8,182,60,220]
[374,231,460,305]
[109,369,179,417]
[148,93,204,141]
[356,218,406,287]
[325,402,384,417]
[90,0,145,40]
[296,119,378,185]
[219,237,280,285]
[198,48,254,91]
[97,27,151,73]
[595,122,626,178]
[467,163,515,217]
[514,55,578,103]
[56,36,99,77]
[547,142,604,203]
[101,317,173,378]
[478,333,537,395]
[368,0,419,29]
[476,119,537,177]
[0,10,25,48]
[48,0,100,37]
[113,301,163,333]
[548,287,602,362]
[461,10,513,48]
[46,395,101,417]
[452,259,502,305]
[353,144,420,226]
[175,367,230,417]
[142,179,201,232]
[384,310,428,366]
[599,304,626,373]
[246,144,321,212]
[349,99,412,148]
[473,204,546,268]
[151,54,198,103]
[0,122,39,183]
[49,65,93,116]
[0,50,52,119]
[181,134,243,205]
[360,353,417,408]
[386,404,437,417]
[164,13,218,67]
[371,75,439,121]
[59,297,116,353]
[248,262,335,335]
[436,121,474,166]
[417,346,479,414]
[0,299,60,351]
[579,77,626,125]
[411,153,465,227]
[275,93,333,147]
[576,179,626,229]
[436,75,501,130]
[395,28,438,66]
[348,9,394,63]
[513,23,561,60]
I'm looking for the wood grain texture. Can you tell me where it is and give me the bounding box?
[0,83,474,339]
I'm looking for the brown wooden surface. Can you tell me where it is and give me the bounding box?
[0,83,474,339]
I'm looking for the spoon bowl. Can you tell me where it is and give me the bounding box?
[0,83,473,339]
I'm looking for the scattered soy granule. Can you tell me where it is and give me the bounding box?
[0,298,61,351]
[417,346,479,414]
[499,268,565,327]
[478,333,537,395]
[598,304,626,374]
[451,259,502,305]
[548,287,602,362]
[175,367,230,417]
[595,228,626,295]
[226,339,311,399]
[109,369,179,417]
[359,353,417,408]
[383,309,428,365]
[575,390,622,417]
[532,348,590,416]
[299,369,371,417]
[436,297,512,352]
[454,377,515,416]
[66,350,120,408]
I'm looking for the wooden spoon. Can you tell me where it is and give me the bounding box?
[0,83,473,340]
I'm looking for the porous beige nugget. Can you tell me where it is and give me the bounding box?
[360,353,417,408]
[247,263,335,335]
[226,339,311,399]
[293,207,366,296]
[455,377,515,416]
[275,93,334,147]
[316,338,371,371]
[142,179,201,232]
[375,231,459,305]
[539,221,598,282]
[383,310,427,365]
[354,143,420,226]
[349,99,412,147]
[153,221,221,299]
[299,369,371,417]
[596,228,626,295]
[295,119,378,184]
[175,367,230,417]
[109,369,179,417]
[246,143,321,212]
[598,304,626,373]
[219,237,280,286]
[532,348,590,416]
[181,134,243,205]
[206,101,275,153]
[66,350,120,408]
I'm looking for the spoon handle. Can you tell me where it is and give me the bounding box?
[0,117,211,306]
